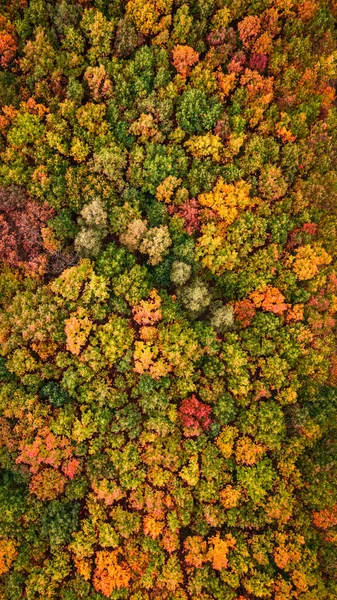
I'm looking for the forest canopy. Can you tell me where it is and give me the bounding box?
[0,0,337,598]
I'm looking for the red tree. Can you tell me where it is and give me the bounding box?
[179,395,213,436]
[0,186,54,274]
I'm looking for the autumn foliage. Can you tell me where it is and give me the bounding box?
[0,0,336,598]
[179,395,213,436]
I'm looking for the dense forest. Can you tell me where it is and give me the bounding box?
[0,0,337,598]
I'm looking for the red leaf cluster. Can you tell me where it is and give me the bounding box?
[176,198,201,235]
[179,395,212,436]
[0,186,54,273]
[249,53,268,71]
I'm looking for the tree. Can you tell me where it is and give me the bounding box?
[179,395,213,437]
[0,186,54,274]
[93,550,131,596]
[172,45,199,78]
[0,15,17,69]
[177,89,222,135]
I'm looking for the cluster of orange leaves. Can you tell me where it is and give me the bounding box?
[16,426,75,474]
[313,503,337,529]
[133,289,162,343]
[250,284,288,314]
[93,550,131,596]
[84,64,113,101]
[172,44,199,78]
[0,540,17,577]
[16,426,80,499]
[220,485,241,509]
[0,15,17,68]
[234,299,256,327]
[132,289,162,325]
[235,436,265,465]
[92,478,125,506]
[184,533,236,570]
[273,533,304,571]
[208,533,236,570]
[29,467,67,501]
[0,104,17,133]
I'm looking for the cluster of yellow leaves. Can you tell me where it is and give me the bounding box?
[184,133,223,162]
[50,259,93,301]
[329,293,337,314]
[65,308,93,356]
[134,340,171,378]
[41,226,61,252]
[216,425,238,458]
[0,539,17,576]
[321,84,336,112]
[81,8,114,63]
[198,179,252,229]
[290,244,332,280]
[95,315,134,365]
[129,113,164,143]
[70,136,90,162]
[216,427,265,467]
[196,223,238,276]
[264,483,294,525]
[134,323,201,381]
[222,342,252,398]
[276,386,298,405]
[93,550,131,597]
[190,61,218,94]
[253,31,273,54]
[274,577,294,600]
[291,569,310,594]
[180,455,199,486]
[211,7,231,30]
[70,521,96,573]
[156,175,183,203]
[74,557,92,582]
[126,0,173,36]
[76,103,108,136]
